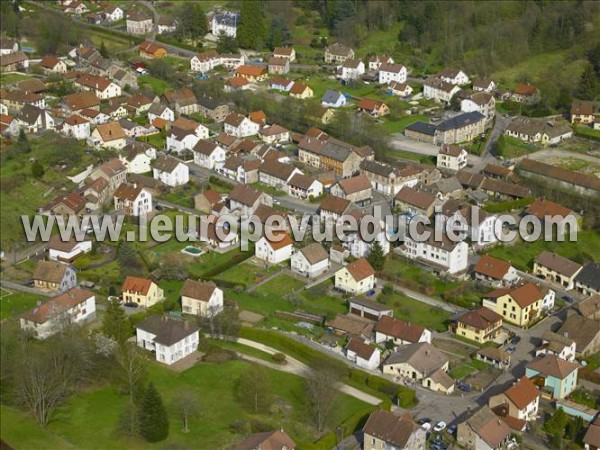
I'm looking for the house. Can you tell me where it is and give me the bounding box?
[526,354,579,399]
[90,158,127,193]
[341,59,365,81]
[79,107,109,125]
[153,155,189,187]
[273,47,296,62]
[291,243,329,278]
[220,53,244,70]
[450,307,503,344]
[325,313,374,340]
[17,78,48,95]
[224,76,250,92]
[571,102,595,124]
[32,260,77,293]
[197,95,230,122]
[193,140,226,170]
[378,63,407,84]
[289,83,313,99]
[436,144,468,171]
[1,90,45,115]
[232,429,295,450]
[20,288,95,339]
[524,198,577,225]
[211,10,239,37]
[434,112,486,145]
[394,186,436,217]
[388,81,413,97]
[126,9,153,35]
[224,113,260,137]
[198,215,239,250]
[576,294,600,320]
[575,263,600,297]
[375,316,432,348]
[401,227,469,275]
[473,78,496,93]
[166,128,200,153]
[48,234,92,262]
[41,192,86,217]
[267,56,290,75]
[190,50,221,73]
[383,342,454,394]
[323,139,373,177]
[457,407,512,450]
[362,160,423,197]
[157,16,177,34]
[121,276,164,308]
[259,124,290,144]
[357,98,389,117]
[461,92,496,123]
[558,315,600,358]
[17,105,55,133]
[287,173,323,200]
[367,54,394,71]
[439,68,470,85]
[404,121,437,144]
[584,416,600,450]
[363,410,426,450]
[75,74,122,99]
[0,113,19,136]
[511,83,540,104]
[119,142,156,174]
[330,174,372,206]
[259,160,302,190]
[104,4,124,22]
[319,194,351,222]
[147,103,174,123]
[162,88,198,115]
[228,184,271,216]
[113,183,152,216]
[0,51,29,72]
[335,258,376,295]
[62,114,90,140]
[324,43,354,64]
[38,56,68,74]
[194,189,222,213]
[535,331,577,362]
[437,200,500,248]
[89,122,127,149]
[473,255,519,287]
[269,78,294,92]
[483,282,553,327]
[255,233,294,264]
[533,252,582,290]
[235,65,268,82]
[489,376,540,425]
[321,90,347,108]
[346,338,381,370]
[180,280,223,317]
[0,38,19,55]
[348,296,393,321]
[475,347,511,370]
[423,76,461,104]
[221,155,262,184]
[136,315,199,365]
[505,116,573,145]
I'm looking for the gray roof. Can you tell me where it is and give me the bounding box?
[575,262,600,291]
[320,140,354,162]
[405,121,436,136]
[322,90,344,104]
[153,155,183,173]
[136,315,199,346]
[384,342,448,376]
[436,112,485,131]
[298,243,329,265]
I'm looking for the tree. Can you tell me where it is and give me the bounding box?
[577,62,598,100]
[176,2,207,43]
[174,388,199,433]
[216,32,238,54]
[305,367,339,432]
[236,1,265,50]
[237,365,273,413]
[99,41,109,58]
[544,408,568,449]
[117,241,142,277]
[115,342,147,434]
[200,308,241,340]
[268,15,291,50]
[139,382,169,442]
[102,299,131,344]
[367,242,385,271]
[449,95,461,111]
[160,253,189,280]
[31,161,44,179]
[17,128,31,153]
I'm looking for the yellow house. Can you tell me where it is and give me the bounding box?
[482,283,547,327]
[290,82,313,99]
[121,276,164,308]
[452,306,503,344]
[335,258,376,295]
[180,279,224,317]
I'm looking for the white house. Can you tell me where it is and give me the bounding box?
[375,316,432,348]
[335,258,376,295]
[368,54,394,71]
[152,155,189,187]
[119,142,156,174]
[436,144,468,171]
[0,38,19,55]
[255,233,294,264]
[535,331,577,362]
[224,113,260,137]
[62,114,90,140]
[287,173,323,200]
[104,4,124,22]
[20,288,96,340]
[48,235,92,262]
[113,183,152,216]
[473,78,496,93]
[378,63,407,84]
[423,77,461,104]
[439,69,470,85]
[166,128,202,153]
[321,90,347,108]
[190,50,221,73]
[258,160,302,190]
[402,227,469,275]
[438,201,500,249]
[17,105,54,134]
[193,140,226,170]
[346,338,381,370]
[211,10,239,38]
[388,81,413,97]
[461,92,496,123]
[341,59,365,81]
[75,74,122,100]
[180,280,224,317]
[488,376,541,423]
[147,103,175,123]
[136,315,200,365]
[32,260,78,293]
[291,243,330,278]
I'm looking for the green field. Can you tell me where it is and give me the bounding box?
[0,360,371,450]
[138,75,172,96]
[213,261,281,287]
[0,73,33,84]
[497,136,537,159]
[0,290,42,321]
[380,114,429,134]
[380,293,452,332]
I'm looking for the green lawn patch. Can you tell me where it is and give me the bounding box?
[213,261,280,288]
[0,73,33,84]
[380,114,428,134]
[138,75,171,96]
[449,363,478,380]
[574,125,600,141]
[0,291,42,321]
[379,292,452,332]
[497,135,537,159]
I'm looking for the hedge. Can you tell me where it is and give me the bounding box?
[483,197,534,213]
[201,251,254,279]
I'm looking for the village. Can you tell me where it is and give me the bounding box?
[0,1,600,450]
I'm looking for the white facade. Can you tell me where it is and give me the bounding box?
[136,326,199,365]
[224,117,259,137]
[541,289,555,311]
[440,70,470,85]
[290,251,329,278]
[120,149,156,174]
[182,287,224,317]
[423,83,461,103]
[255,237,293,264]
[347,347,381,370]
[402,235,468,275]
[153,161,189,187]
[437,148,468,171]
[212,12,238,37]
[105,6,124,22]
[49,240,92,262]
[114,188,152,216]
[147,105,174,123]
[341,60,365,81]
[288,178,323,200]
[62,119,90,140]
[166,131,201,153]
[193,144,226,170]
[378,65,407,84]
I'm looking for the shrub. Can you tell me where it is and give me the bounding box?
[203,347,237,363]
[272,352,287,364]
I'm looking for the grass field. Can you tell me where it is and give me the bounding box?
[138,75,172,96]
[0,360,370,450]
[213,261,280,287]
[380,293,452,332]
[497,136,537,159]
[0,73,33,84]
[0,290,42,321]
[380,114,428,134]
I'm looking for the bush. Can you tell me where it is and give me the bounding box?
[396,386,418,408]
[272,352,287,364]
[203,347,237,364]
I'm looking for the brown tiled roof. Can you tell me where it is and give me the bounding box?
[17,78,47,94]
[363,410,419,448]
[476,346,510,362]
[122,276,154,295]
[21,288,93,324]
[344,258,375,282]
[509,282,544,308]
[48,234,89,252]
[342,58,362,69]
[39,56,62,69]
[249,110,267,124]
[424,76,457,93]
[439,144,464,157]
[305,127,328,140]
[127,9,152,21]
[346,337,376,360]
[483,163,510,177]
[288,173,317,190]
[385,342,447,375]
[228,184,262,207]
[193,139,219,156]
[534,251,581,277]
[232,430,296,450]
[558,315,600,352]
[64,91,100,110]
[268,56,288,67]
[274,47,294,56]
[502,376,540,410]
[456,170,485,189]
[337,174,371,195]
[463,407,512,449]
[153,155,182,173]
[474,255,512,280]
[375,316,426,342]
[473,78,494,89]
[480,177,530,198]
[319,194,350,215]
[236,65,267,77]
[576,294,600,318]
[0,51,28,67]
[76,74,112,91]
[456,306,502,331]
[298,135,327,154]
[394,186,435,210]
[43,192,86,214]
[114,183,144,201]
[259,124,288,137]
[379,62,405,74]
[325,314,374,336]
[224,112,247,127]
[95,122,126,142]
[519,158,600,192]
[32,260,70,283]
[298,243,328,265]
[526,354,579,379]
[358,97,385,111]
[571,102,594,116]
[180,279,217,302]
[162,88,196,106]
[260,159,297,180]
[226,76,249,88]
[261,232,293,250]
[127,94,153,108]
[198,188,221,206]
[584,416,600,449]
[290,82,310,95]
[525,198,574,219]
[64,114,89,126]
[514,83,537,96]
[97,158,126,177]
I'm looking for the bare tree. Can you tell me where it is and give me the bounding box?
[306,367,339,432]
[115,342,147,435]
[174,388,200,433]
[237,365,273,413]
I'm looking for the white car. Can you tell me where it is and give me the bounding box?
[421,422,432,431]
[433,421,446,432]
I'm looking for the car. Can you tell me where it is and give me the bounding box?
[458,382,472,392]
[123,302,138,308]
[507,346,516,353]
[155,204,164,211]
[562,295,575,303]
[107,295,121,304]
[433,421,446,432]
[447,424,458,435]
[417,418,432,425]
[511,336,521,344]
[421,422,432,431]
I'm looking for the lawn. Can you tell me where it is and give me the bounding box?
[380,114,428,134]
[484,229,600,271]
[138,132,166,150]
[0,291,42,321]
[574,125,600,141]
[0,360,371,450]
[138,75,172,96]
[497,136,537,159]
[379,292,452,332]
[0,73,33,84]
[449,363,478,380]
[213,261,280,287]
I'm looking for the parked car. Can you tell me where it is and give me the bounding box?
[421,422,432,431]
[458,382,472,392]
[123,302,138,308]
[507,346,516,353]
[417,418,432,425]
[511,336,521,345]
[433,421,446,432]
[562,295,575,303]
[447,424,458,435]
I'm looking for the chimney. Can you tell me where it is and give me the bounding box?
[426,350,430,357]
[563,331,568,339]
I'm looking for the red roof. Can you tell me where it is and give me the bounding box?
[122,276,154,295]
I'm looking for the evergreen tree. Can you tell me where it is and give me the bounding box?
[268,15,291,50]
[102,298,131,344]
[367,242,385,271]
[577,62,598,100]
[176,3,207,41]
[236,1,264,50]
[99,41,109,58]
[216,32,238,54]
[17,128,31,153]
[139,383,169,442]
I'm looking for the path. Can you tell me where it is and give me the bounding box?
[476,115,509,169]
[0,279,53,297]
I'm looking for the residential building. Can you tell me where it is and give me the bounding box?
[401,227,469,275]
[394,186,437,217]
[472,78,496,93]
[255,233,294,264]
[287,173,323,200]
[17,104,54,133]
[434,112,486,145]
[0,38,19,55]
[362,160,423,196]
[511,83,540,104]
[404,121,437,143]
[75,74,122,99]
[367,54,394,71]
[126,10,153,35]
[232,430,295,450]
[461,92,496,123]
[20,288,95,339]
[259,124,290,144]
[291,243,329,278]
[375,316,432,348]
[228,184,271,215]
[104,4,124,22]
[345,338,381,370]
[0,113,19,136]
[423,76,461,104]
[576,294,600,320]
[180,280,224,317]
[89,122,127,149]
[489,376,540,424]
[197,95,229,122]
[450,307,503,344]
[90,158,127,193]
[363,410,426,450]
[259,159,302,190]
[335,258,376,295]
[147,103,174,123]
[152,155,189,187]
[41,192,86,217]
[439,68,470,85]
[575,263,600,297]
[289,83,313,99]
[319,194,351,223]
[122,276,165,308]
[269,78,295,92]
[437,144,468,171]
[48,235,92,262]
[348,296,393,321]
[483,283,553,327]
[341,58,365,80]
[324,43,354,64]
[558,315,600,358]
[267,56,290,75]
[166,127,201,153]
[220,155,261,184]
[533,251,582,290]
[321,90,347,108]
[139,40,167,59]
[113,183,152,216]
[211,10,239,37]
[383,342,454,394]
[475,347,511,370]
[330,174,372,206]
[525,354,580,399]
[38,56,68,74]
[457,407,512,450]
[0,51,29,71]
[378,63,407,84]
[193,140,226,170]
[62,114,90,140]
[162,88,198,115]
[136,315,199,365]
[505,116,573,145]
[473,255,519,287]
[235,65,268,82]
[571,102,595,124]
[273,47,296,62]
[194,189,222,213]
[156,16,176,34]
[119,142,156,174]
[224,113,260,137]
[357,98,389,117]
[190,50,221,73]
[388,81,413,97]
[32,260,77,293]
[535,331,577,362]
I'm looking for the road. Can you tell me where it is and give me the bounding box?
[514,148,600,164]
[478,115,509,166]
